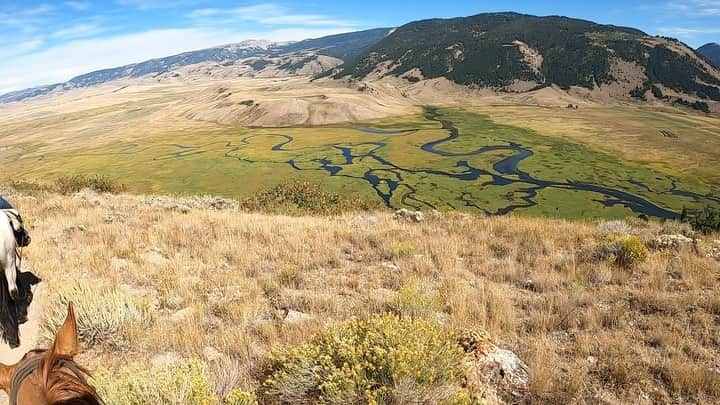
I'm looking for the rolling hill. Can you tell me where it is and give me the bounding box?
[336,13,720,106]
[0,28,391,104]
[698,42,720,68]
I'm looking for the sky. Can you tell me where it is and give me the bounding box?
[0,0,719,95]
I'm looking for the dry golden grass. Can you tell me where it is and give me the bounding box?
[2,189,720,404]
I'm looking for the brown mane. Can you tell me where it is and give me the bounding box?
[38,345,102,405]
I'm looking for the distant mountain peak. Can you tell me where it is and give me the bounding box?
[698,43,720,69]
[225,40,274,50]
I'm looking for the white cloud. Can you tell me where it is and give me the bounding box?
[64,2,91,11]
[0,38,44,59]
[657,26,720,37]
[0,26,349,94]
[52,22,104,39]
[116,0,199,10]
[664,0,720,16]
[187,4,357,27]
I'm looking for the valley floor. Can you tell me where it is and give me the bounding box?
[1,189,719,403]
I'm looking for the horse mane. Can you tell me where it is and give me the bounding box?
[39,347,102,405]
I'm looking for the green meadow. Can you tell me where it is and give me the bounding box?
[6,107,720,219]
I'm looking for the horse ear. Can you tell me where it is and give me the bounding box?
[0,363,13,393]
[53,302,79,357]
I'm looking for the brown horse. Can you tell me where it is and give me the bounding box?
[0,303,102,404]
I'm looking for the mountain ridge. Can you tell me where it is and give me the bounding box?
[0,28,391,104]
[335,12,720,108]
[2,13,719,111]
[698,42,720,68]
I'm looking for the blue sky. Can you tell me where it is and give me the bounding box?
[0,0,719,94]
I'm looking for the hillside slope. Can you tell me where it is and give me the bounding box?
[337,13,720,105]
[1,188,719,403]
[698,42,720,68]
[0,28,391,104]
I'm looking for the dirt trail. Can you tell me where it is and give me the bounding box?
[0,285,44,404]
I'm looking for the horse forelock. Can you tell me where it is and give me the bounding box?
[38,349,101,405]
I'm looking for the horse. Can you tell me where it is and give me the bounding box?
[0,303,103,404]
[0,198,37,348]
[1,202,31,302]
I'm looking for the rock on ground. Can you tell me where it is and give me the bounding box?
[394,208,424,222]
[459,330,530,403]
[650,234,694,250]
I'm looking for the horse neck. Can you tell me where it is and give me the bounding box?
[0,213,15,249]
[15,355,100,405]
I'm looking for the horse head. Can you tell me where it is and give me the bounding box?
[5,211,30,248]
[0,303,102,405]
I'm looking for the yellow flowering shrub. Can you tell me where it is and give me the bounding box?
[92,359,219,405]
[224,389,258,405]
[262,314,465,404]
[392,242,417,258]
[596,235,649,268]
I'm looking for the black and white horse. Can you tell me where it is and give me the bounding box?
[0,197,39,348]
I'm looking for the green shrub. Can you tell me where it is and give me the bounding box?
[262,315,465,404]
[394,279,443,320]
[596,235,648,268]
[681,206,720,234]
[92,359,218,405]
[43,282,149,348]
[6,180,53,194]
[55,174,126,194]
[240,181,381,215]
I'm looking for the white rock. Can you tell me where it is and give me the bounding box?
[285,310,312,324]
[350,215,380,227]
[143,248,169,265]
[463,332,530,402]
[110,257,128,270]
[651,234,693,250]
[202,346,225,362]
[169,307,194,323]
[150,352,183,369]
[394,208,425,223]
[381,261,400,271]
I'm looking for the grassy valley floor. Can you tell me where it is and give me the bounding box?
[2,105,719,220]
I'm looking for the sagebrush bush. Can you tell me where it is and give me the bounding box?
[596,235,648,268]
[596,220,632,238]
[262,315,465,404]
[659,220,695,237]
[240,181,380,215]
[55,174,126,194]
[92,359,218,405]
[394,279,442,320]
[43,282,149,348]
